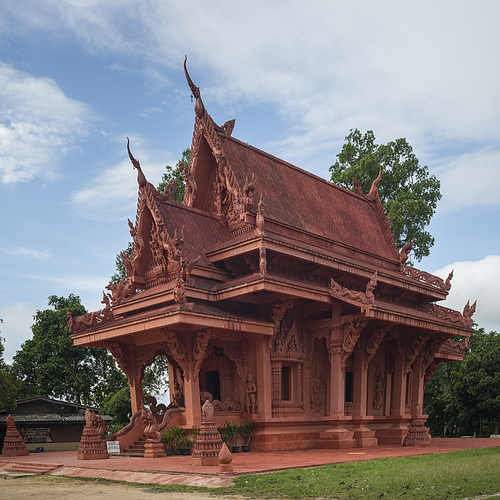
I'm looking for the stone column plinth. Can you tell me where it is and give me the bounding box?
[144,438,165,458]
[77,424,109,460]
[404,415,431,446]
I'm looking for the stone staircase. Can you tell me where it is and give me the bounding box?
[2,462,62,474]
[120,437,147,457]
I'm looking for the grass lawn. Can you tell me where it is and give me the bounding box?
[219,447,500,499]
[21,447,500,500]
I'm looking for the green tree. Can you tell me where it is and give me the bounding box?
[424,326,500,437]
[453,328,500,435]
[0,331,19,411]
[157,148,189,203]
[330,129,441,262]
[12,295,125,406]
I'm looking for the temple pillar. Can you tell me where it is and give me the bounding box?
[404,352,431,446]
[255,335,272,418]
[129,374,144,416]
[318,327,355,449]
[271,359,282,417]
[351,347,377,447]
[328,343,345,416]
[386,352,409,445]
[183,372,202,428]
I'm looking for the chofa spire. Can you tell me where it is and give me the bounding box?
[184,56,205,119]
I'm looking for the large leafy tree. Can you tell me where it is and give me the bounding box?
[157,148,189,204]
[12,295,125,406]
[0,328,19,411]
[453,328,500,435]
[330,129,441,262]
[425,326,500,437]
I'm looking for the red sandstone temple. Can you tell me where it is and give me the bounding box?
[69,60,474,451]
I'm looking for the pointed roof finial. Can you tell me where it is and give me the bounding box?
[127,137,147,188]
[368,164,382,198]
[184,56,205,119]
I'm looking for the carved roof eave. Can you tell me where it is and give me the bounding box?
[71,304,274,348]
[205,230,448,302]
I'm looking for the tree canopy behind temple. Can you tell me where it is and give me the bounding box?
[12,294,125,406]
[0,331,18,411]
[330,129,441,262]
[424,326,500,437]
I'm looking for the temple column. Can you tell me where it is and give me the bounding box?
[386,352,409,445]
[255,335,272,418]
[129,372,144,416]
[183,373,201,428]
[318,325,355,449]
[351,347,377,447]
[403,352,431,446]
[328,342,344,416]
[271,359,282,417]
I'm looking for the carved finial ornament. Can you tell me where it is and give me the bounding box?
[462,300,477,328]
[256,195,265,232]
[127,137,147,188]
[444,269,454,291]
[399,238,414,269]
[184,56,205,119]
[367,164,382,200]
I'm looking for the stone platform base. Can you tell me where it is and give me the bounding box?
[218,463,233,473]
[193,456,219,466]
[144,440,165,458]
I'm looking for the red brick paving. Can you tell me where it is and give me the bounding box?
[1,438,499,487]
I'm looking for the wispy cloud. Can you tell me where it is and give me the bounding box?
[70,135,175,219]
[0,62,94,184]
[140,107,163,118]
[435,150,500,212]
[2,247,51,260]
[2,1,499,210]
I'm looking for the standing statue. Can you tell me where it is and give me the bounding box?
[245,370,257,414]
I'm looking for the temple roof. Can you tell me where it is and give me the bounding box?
[216,133,399,264]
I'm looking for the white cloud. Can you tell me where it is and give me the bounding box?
[2,247,51,260]
[2,1,500,202]
[1,302,34,364]
[434,255,500,333]
[435,150,500,211]
[0,62,94,184]
[71,135,175,219]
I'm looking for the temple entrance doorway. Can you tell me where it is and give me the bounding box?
[202,370,221,401]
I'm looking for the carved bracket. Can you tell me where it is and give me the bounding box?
[161,328,214,382]
[365,325,392,369]
[267,299,293,353]
[342,320,368,367]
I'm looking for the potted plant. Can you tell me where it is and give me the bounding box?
[170,424,186,455]
[219,420,240,453]
[161,427,174,456]
[239,419,254,452]
[180,434,192,455]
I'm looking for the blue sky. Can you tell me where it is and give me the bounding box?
[1,1,499,364]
